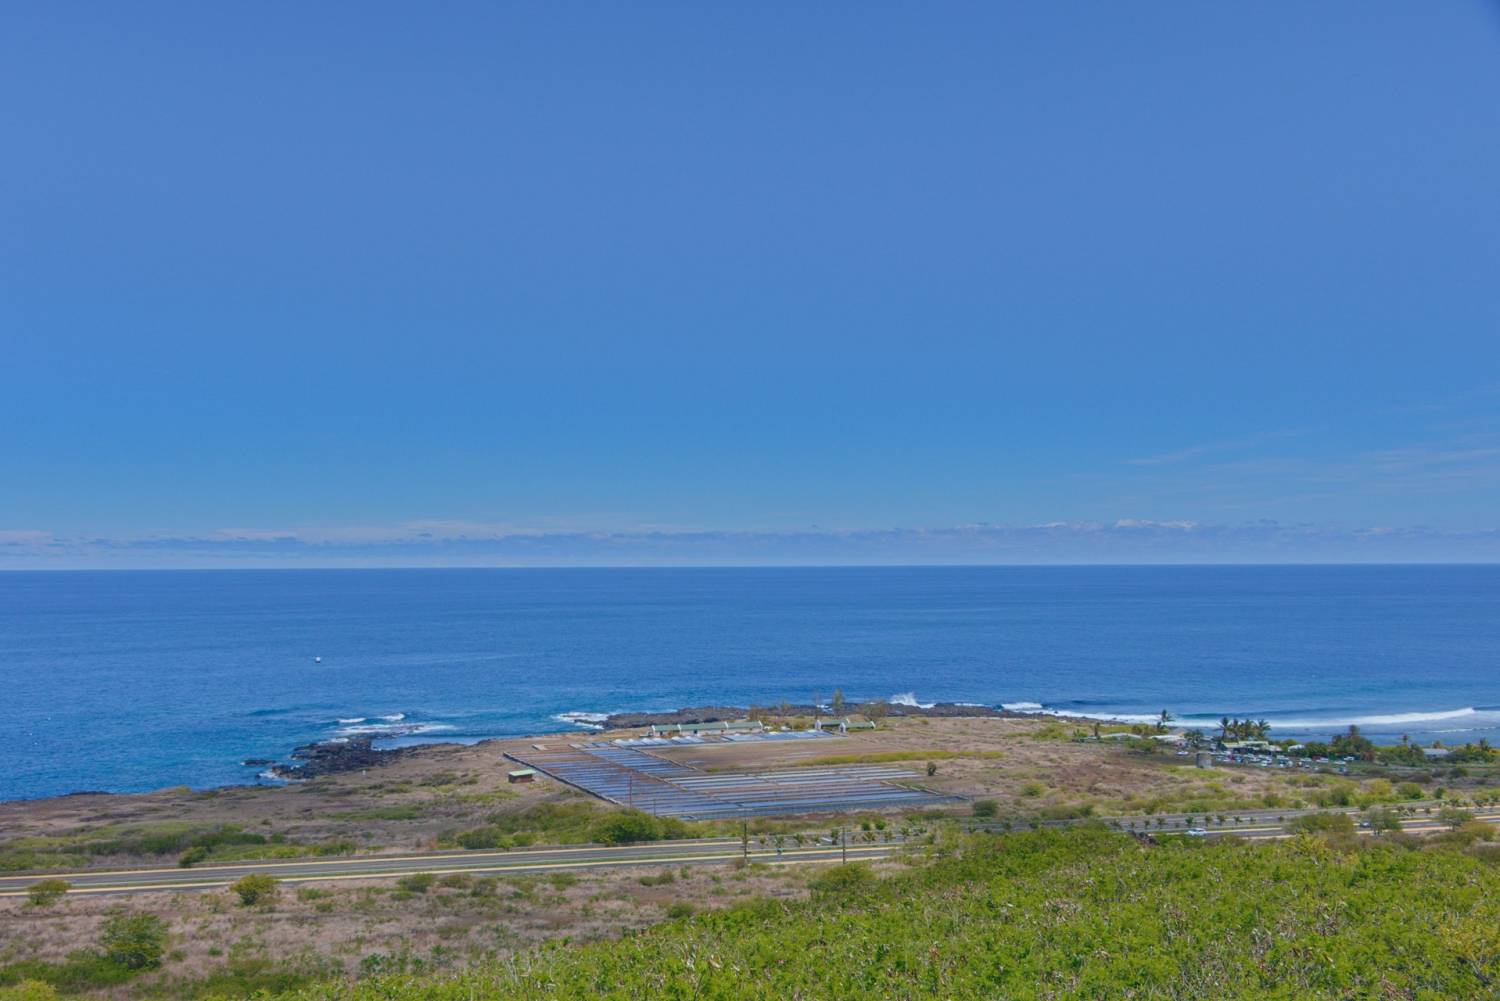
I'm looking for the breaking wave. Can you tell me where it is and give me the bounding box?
[554,711,609,730]
[999,702,1500,737]
[888,692,936,709]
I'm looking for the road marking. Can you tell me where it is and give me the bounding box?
[3,836,755,881]
[0,845,900,897]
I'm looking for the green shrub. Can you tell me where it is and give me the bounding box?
[455,826,512,850]
[971,799,998,819]
[178,846,209,867]
[1019,782,1045,798]
[395,873,436,894]
[25,880,69,907]
[808,863,875,895]
[637,870,675,887]
[98,913,168,970]
[665,902,695,919]
[0,981,59,1001]
[230,873,279,906]
[1439,807,1475,831]
[590,810,665,845]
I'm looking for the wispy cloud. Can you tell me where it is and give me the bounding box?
[1124,429,1307,467]
[2,519,1497,569]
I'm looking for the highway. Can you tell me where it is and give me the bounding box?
[0,837,899,897]
[4,809,1495,898]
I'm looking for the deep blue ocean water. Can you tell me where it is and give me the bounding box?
[4,565,1498,802]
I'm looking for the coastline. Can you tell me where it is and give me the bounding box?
[12,697,1498,805]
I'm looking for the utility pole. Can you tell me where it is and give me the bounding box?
[741,820,749,862]
[841,826,847,864]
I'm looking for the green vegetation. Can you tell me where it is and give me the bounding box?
[1364,807,1403,836]
[636,870,676,887]
[229,873,279,906]
[590,809,694,845]
[250,826,1500,1000]
[0,822,357,872]
[395,873,436,894]
[1440,807,1476,831]
[24,879,70,907]
[445,801,700,851]
[330,805,424,821]
[99,913,168,970]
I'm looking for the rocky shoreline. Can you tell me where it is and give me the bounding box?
[267,736,428,780]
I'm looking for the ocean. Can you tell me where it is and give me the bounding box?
[4,564,1498,802]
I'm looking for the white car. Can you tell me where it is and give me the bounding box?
[1185,827,1208,838]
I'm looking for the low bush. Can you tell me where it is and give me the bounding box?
[455,827,511,850]
[98,913,168,971]
[396,873,436,894]
[637,871,675,887]
[25,880,69,907]
[808,863,875,896]
[590,810,680,845]
[230,873,279,906]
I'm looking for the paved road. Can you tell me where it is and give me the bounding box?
[1195,810,1500,842]
[0,837,900,897]
[6,809,1494,898]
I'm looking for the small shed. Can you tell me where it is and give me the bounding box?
[507,768,538,784]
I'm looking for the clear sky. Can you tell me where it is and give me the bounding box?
[3,2,1498,566]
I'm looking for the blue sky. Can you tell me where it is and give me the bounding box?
[3,2,1498,566]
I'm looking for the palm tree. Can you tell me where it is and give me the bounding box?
[1256,719,1271,740]
[1158,709,1173,733]
[1220,716,1231,740]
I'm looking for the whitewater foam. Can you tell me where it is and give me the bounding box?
[554,711,609,729]
[997,702,1500,736]
[1256,706,1495,730]
[888,692,936,709]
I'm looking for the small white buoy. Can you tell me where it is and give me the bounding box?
[314,656,322,664]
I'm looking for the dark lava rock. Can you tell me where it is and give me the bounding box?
[269,737,422,779]
[241,758,276,767]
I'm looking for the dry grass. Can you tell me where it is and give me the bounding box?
[0,858,849,997]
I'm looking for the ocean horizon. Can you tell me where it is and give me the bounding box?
[5,563,1498,802]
